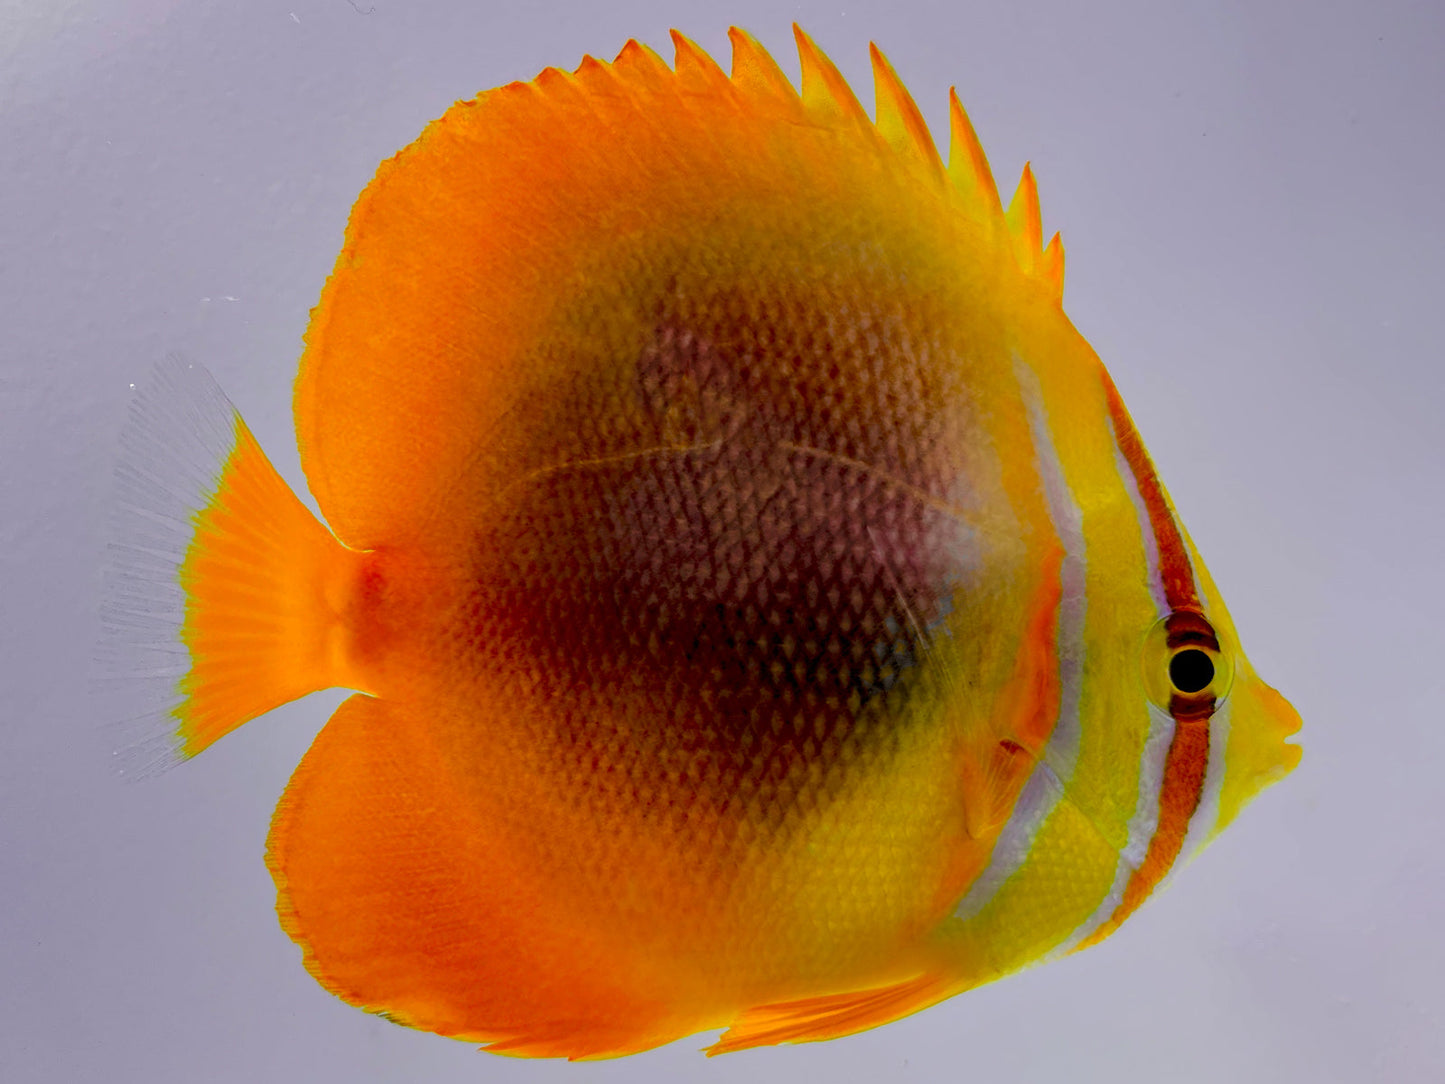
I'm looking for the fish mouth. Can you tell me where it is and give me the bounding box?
[1259,681,1303,774]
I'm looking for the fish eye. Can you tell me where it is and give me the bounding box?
[1169,648,1214,694]
[1142,611,1233,712]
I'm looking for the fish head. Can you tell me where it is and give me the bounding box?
[1177,547,1303,843]
[1009,301,1301,881]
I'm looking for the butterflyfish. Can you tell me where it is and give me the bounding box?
[103,26,1303,1059]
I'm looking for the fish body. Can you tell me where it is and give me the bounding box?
[107,26,1301,1058]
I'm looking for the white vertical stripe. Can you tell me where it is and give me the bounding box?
[953,358,1086,920]
[1051,415,1225,953]
[1053,702,1176,954]
[1049,411,1178,953]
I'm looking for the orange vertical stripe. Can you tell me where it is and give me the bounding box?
[1076,379,1213,949]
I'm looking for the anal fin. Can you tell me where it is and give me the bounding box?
[266,694,696,1059]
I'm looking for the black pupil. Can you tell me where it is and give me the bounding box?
[1170,649,1215,694]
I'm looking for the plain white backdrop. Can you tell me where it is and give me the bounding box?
[2,2,1442,1081]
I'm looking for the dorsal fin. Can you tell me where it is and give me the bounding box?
[792,23,870,125]
[868,43,944,177]
[611,29,1064,299]
[299,26,1073,559]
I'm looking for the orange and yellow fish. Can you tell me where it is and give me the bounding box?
[104,26,1302,1059]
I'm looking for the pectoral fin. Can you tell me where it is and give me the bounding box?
[708,970,960,1054]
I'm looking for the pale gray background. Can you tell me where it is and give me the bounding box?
[3,1,1442,1081]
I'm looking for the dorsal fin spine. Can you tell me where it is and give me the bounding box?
[1042,232,1066,300]
[670,30,731,90]
[575,54,607,78]
[533,65,576,92]
[611,38,673,84]
[727,26,799,102]
[1006,163,1044,270]
[868,43,944,177]
[946,88,1005,225]
[792,23,870,124]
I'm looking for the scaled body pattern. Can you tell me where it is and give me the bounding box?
[110,26,1301,1058]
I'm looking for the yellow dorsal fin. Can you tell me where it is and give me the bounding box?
[947,87,1005,223]
[868,42,944,176]
[727,26,799,103]
[792,23,870,125]
[670,30,731,91]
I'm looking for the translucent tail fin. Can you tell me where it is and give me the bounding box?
[99,359,365,772]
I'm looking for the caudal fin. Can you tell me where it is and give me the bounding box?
[99,358,365,771]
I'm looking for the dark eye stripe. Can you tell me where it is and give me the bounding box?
[1076,375,1213,952]
[1099,383,1199,615]
[1164,609,1220,652]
